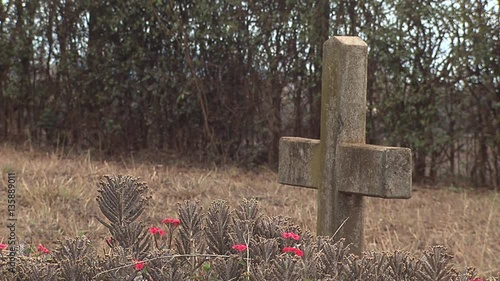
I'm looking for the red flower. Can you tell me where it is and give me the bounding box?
[133,259,145,271]
[294,248,304,257]
[149,226,159,235]
[282,247,303,257]
[162,218,181,227]
[37,244,50,254]
[232,244,247,252]
[149,226,165,236]
[282,232,300,241]
[0,243,7,250]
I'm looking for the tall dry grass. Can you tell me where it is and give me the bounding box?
[0,144,498,276]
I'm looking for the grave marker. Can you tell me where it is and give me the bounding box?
[279,36,412,255]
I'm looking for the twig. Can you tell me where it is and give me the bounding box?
[92,253,231,279]
[332,217,349,239]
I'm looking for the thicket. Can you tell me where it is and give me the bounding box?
[0,0,499,186]
[1,175,497,280]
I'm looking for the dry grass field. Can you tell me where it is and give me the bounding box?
[0,143,498,277]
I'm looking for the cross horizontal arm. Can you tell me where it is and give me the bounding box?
[337,144,412,199]
[278,137,320,189]
[279,138,412,199]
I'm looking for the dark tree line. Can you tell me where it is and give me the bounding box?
[0,0,498,187]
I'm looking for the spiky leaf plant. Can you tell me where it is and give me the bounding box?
[417,246,456,281]
[205,199,232,255]
[15,257,58,281]
[175,200,205,272]
[269,254,303,281]
[317,237,350,278]
[93,246,140,281]
[387,250,420,280]
[54,236,97,280]
[96,175,150,259]
[142,250,187,281]
[212,256,245,281]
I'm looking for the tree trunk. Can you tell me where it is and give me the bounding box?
[414,148,427,181]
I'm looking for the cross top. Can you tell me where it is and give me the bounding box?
[279,36,412,255]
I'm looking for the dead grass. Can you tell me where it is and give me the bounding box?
[0,144,498,276]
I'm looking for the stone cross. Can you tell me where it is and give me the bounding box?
[279,36,412,256]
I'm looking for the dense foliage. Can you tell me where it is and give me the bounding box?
[0,0,498,186]
[1,175,496,280]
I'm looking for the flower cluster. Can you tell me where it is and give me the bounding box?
[281,231,303,256]
[149,226,165,236]
[133,259,145,271]
[282,246,304,257]
[37,244,50,254]
[230,232,304,258]
[232,244,247,252]
[149,217,181,250]
[162,218,181,227]
[282,232,300,241]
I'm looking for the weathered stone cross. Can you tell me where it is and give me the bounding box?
[279,36,412,256]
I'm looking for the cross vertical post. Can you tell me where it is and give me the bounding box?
[318,36,367,254]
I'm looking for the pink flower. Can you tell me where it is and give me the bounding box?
[37,244,50,254]
[162,218,181,227]
[149,226,165,236]
[133,259,145,271]
[469,279,483,281]
[0,243,7,250]
[282,247,303,257]
[282,232,300,241]
[232,244,247,252]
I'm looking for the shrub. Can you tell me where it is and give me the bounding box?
[0,175,497,280]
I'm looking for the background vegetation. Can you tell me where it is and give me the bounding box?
[0,0,499,186]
